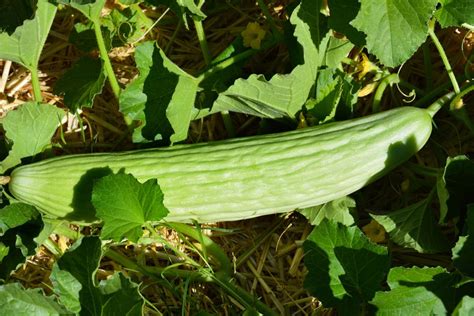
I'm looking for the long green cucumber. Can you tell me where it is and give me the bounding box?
[8,107,433,224]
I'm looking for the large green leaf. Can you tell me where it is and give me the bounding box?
[370,195,450,253]
[53,236,144,315]
[370,266,458,315]
[452,205,474,278]
[98,273,144,315]
[0,203,43,280]
[56,237,102,315]
[212,0,330,119]
[437,155,474,223]
[435,0,474,28]
[351,0,438,67]
[303,219,390,314]
[91,173,169,242]
[327,0,365,47]
[120,41,198,143]
[50,268,82,314]
[102,4,153,45]
[0,102,65,171]
[0,283,67,315]
[453,296,474,316]
[0,0,36,35]
[299,196,356,226]
[0,0,56,70]
[54,56,106,112]
[54,0,106,22]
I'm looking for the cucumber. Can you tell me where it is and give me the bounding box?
[8,107,433,224]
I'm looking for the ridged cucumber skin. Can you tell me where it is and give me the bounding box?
[9,107,433,224]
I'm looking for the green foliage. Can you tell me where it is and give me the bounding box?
[1,0,473,314]
[53,236,144,314]
[351,0,438,67]
[0,203,42,280]
[1,102,65,171]
[299,196,356,226]
[0,283,68,315]
[54,0,106,22]
[212,0,330,119]
[91,173,169,242]
[453,296,474,316]
[120,41,199,143]
[0,0,36,35]
[54,56,106,112]
[435,0,474,28]
[0,0,56,70]
[452,206,474,278]
[370,266,459,314]
[327,0,365,47]
[370,195,450,253]
[303,219,390,314]
[437,155,474,223]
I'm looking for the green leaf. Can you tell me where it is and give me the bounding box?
[1,102,65,171]
[0,0,56,70]
[103,4,153,45]
[370,195,450,253]
[50,268,82,314]
[327,0,365,47]
[53,236,144,315]
[351,0,438,67]
[92,173,169,242]
[370,266,458,315]
[0,0,36,35]
[120,41,198,144]
[55,0,106,21]
[69,22,108,52]
[212,0,330,119]
[0,203,39,235]
[299,196,356,226]
[99,273,144,315]
[323,36,355,69]
[306,68,344,124]
[146,0,206,26]
[453,296,474,316]
[437,155,474,223]
[56,236,103,315]
[435,0,474,28]
[452,205,474,277]
[0,203,43,280]
[54,56,106,112]
[0,283,67,315]
[303,219,390,313]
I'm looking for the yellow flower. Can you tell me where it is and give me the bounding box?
[362,220,386,243]
[242,22,266,49]
[356,53,378,79]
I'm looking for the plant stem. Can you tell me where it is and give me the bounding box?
[422,43,433,91]
[93,21,121,98]
[413,74,465,108]
[256,0,280,36]
[166,223,232,277]
[212,274,277,316]
[193,18,212,66]
[30,67,43,102]
[372,74,399,112]
[196,36,280,82]
[426,91,456,117]
[221,111,236,137]
[105,248,202,280]
[428,19,460,94]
